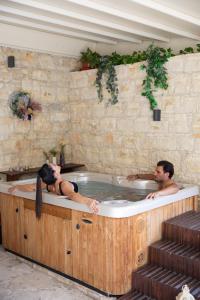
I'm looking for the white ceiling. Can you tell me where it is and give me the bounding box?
[0,0,200,46]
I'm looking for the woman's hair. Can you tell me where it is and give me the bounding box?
[35,164,56,218]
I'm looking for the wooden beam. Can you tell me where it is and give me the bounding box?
[65,0,200,40]
[129,0,200,27]
[0,5,141,43]
[7,0,142,43]
[0,15,117,44]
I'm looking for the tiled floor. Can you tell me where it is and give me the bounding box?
[0,246,115,300]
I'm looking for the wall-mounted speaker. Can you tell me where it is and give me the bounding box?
[8,56,15,68]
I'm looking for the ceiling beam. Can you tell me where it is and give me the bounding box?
[129,0,200,27]
[65,0,200,40]
[0,15,117,44]
[7,0,168,42]
[7,0,142,41]
[0,5,141,43]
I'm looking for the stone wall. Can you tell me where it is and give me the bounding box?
[0,46,79,170]
[1,46,200,185]
[69,53,200,184]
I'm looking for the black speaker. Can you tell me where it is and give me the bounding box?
[153,109,161,121]
[8,56,15,68]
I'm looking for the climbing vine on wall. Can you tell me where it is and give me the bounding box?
[140,44,173,110]
[80,44,200,109]
[95,56,119,105]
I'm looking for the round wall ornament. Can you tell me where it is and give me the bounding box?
[9,90,42,121]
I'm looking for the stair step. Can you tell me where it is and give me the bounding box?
[133,264,200,300]
[149,239,200,279]
[163,211,200,248]
[119,290,156,300]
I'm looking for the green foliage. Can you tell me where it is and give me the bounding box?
[80,43,200,108]
[95,56,119,105]
[179,47,194,55]
[49,148,58,157]
[141,45,173,110]
[80,48,100,68]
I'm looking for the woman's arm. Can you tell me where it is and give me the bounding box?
[146,183,179,199]
[8,182,46,193]
[60,182,99,214]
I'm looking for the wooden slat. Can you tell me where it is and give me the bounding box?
[23,199,72,220]
[23,208,43,262]
[0,193,24,254]
[42,213,72,274]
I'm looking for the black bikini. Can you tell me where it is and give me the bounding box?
[46,181,78,195]
[59,181,78,195]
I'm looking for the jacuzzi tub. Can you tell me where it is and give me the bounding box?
[0,171,198,218]
[0,171,199,295]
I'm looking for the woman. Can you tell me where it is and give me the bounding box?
[9,163,99,218]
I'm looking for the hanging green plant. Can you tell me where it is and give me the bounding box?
[140,44,173,110]
[80,43,200,108]
[95,56,119,105]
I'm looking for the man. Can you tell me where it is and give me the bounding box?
[127,160,179,199]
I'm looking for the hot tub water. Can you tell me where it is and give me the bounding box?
[77,181,155,202]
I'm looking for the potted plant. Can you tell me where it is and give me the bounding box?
[80,48,100,71]
[49,148,58,164]
[141,44,172,121]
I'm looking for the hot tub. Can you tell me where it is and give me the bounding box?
[0,172,198,295]
[0,171,198,218]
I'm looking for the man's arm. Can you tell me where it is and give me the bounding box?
[146,183,179,199]
[127,173,156,181]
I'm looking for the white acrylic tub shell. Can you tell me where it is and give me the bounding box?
[0,172,198,218]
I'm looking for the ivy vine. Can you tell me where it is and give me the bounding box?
[80,44,200,108]
[141,44,173,110]
[95,56,118,105]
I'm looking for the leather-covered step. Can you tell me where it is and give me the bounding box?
[119,290,156,300]
[149,239,200,279]
[133,264,200,300]
[163,211,200,248]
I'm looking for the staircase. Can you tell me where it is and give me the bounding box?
[120,210,200,300]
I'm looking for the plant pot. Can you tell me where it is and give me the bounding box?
[81,62,91,71]
[153,109,161,121]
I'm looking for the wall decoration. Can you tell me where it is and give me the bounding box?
[9,90,42,121]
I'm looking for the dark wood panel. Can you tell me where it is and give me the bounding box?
[24,199,72,220]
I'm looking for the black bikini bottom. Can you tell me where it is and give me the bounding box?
[69,181,78,193]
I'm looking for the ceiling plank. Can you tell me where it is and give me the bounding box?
[65,0,200,40]
[7,0,168,42]
[0,4,141,43]
[129,0,200,27]
[0,14,117,44]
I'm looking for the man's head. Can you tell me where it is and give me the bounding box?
[154,160,174,182]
